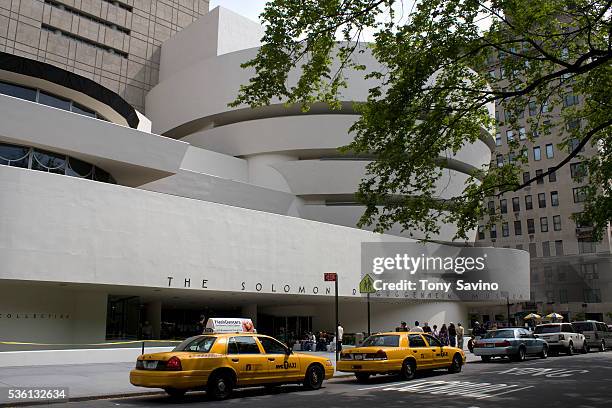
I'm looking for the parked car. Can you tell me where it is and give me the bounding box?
[572,321,612,352]
[534,323,587,355]
[472,328,548,362]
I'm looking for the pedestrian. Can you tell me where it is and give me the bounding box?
[423,322,432,333]
[396,321,409,332]
[439,324,449,346]
[432,324,439,338]
[337,323,344,352]
[411,321,424,332]
[457,323,465,350]
[448,322,457,347]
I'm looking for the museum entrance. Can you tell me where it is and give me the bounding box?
[257,314,313,343]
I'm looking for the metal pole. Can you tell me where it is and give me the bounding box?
[141,341,145,355]
[507,296,511,326]
[367,292,371,336]
[335,278,339,362]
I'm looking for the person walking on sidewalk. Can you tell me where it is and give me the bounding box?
[432,324,439,338]
[448,322,457,347]
[423,322,432,333]
[457,323,465,349]
[337,323,344,352]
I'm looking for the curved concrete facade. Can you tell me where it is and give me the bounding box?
[145,10,493,242]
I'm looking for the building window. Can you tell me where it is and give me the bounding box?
[527,219,535,234]
[502,222,509,237]
[525,195,533,210]
[542,241,551,257]
[553,215,562,231]
[567,137,584,153]
[500,199,508,214]
[514,220,522,235]
[558,271,566,281]
[0,80,106,120]
[570,162,587,179]
[529,243,537,257]
[506,130,514,142]
[583,289,601,303]
[528,101,537,116]
[512,197,520,212]
[555,240,564,256]
[551,191,559,207]
[489,69,497,79]
[563,93,579,107]
[495,133,502,146]
[578,238,596,254]
[490,224,497,239]
[0,81,37,101]
[538,192,546,208]
[581,264,599,279]
[535,169,544,184]
[573,187,587,203]
[519,127,526,140]
[540,217,548,232]
[545,143,554,159]
[0,142,115,183]
[559,289,568,304]
[496,154,504,167]
[548,167,557,182]
[546,290,555,303]
[488,200,495,215]
[533,146,541,161]
[523,171,530,184]
[478,225,485,240]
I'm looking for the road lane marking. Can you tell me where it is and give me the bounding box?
[477,385,535,398]
[374,380,535,399]
[357,380,429,391]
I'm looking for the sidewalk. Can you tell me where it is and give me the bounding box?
[0,350,479,405]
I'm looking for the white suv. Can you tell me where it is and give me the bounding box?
[534,323,587,355]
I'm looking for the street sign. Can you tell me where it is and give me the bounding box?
[324,272,337,282]
[359,274,376,294]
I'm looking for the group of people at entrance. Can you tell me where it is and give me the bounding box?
[396,321,465,349]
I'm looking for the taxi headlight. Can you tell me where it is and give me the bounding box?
[325,359,334,367]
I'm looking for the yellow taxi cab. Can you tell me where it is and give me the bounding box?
[337,331,466,382]
[130,332,334,399]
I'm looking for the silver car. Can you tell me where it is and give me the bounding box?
[473,328,548,362]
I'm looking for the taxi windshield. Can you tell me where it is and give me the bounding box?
[173,336,217,352]
[361,335,400,347]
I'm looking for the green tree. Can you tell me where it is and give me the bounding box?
[232,0,611,240]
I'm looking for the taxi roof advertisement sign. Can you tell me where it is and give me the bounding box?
[205,318,256,333]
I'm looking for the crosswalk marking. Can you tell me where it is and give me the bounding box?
[377,380,534,399]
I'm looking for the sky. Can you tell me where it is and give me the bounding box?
[208,1,491,39]
[209,0,266,23]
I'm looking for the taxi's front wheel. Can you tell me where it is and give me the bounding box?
[303,364,324,390]
[207,371,234,400]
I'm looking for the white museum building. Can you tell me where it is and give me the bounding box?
[0,7,528,350]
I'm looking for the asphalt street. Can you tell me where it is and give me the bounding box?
[10,351,609,408]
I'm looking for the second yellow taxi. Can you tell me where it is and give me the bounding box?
[337,331,466,382]
[130,332,334,399]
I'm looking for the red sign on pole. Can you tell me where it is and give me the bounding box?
[324,272,337,282]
